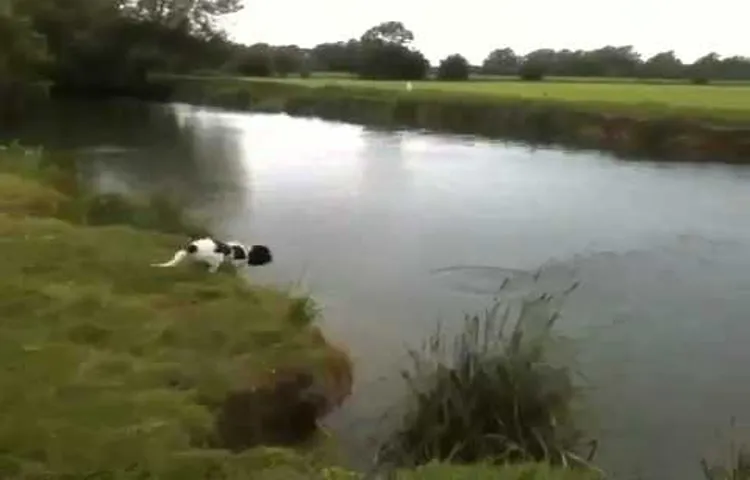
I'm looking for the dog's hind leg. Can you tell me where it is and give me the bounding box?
[206,255,223,273]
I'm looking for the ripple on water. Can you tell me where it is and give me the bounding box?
[429,261,581,297]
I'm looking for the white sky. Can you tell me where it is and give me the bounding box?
[222,0,748,65]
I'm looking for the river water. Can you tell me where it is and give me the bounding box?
[7,99,750,480]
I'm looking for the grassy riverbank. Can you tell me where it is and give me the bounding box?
[162,75,750,163]
[0,143,355,478]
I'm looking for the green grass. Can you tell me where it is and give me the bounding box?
[308,71,750,86]
[394,462,603,479]
[0,143,354,478]
[249,77,750,123]
[0,143,210,236]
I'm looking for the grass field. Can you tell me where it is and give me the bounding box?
[242,76,750,122]
[309,71,750,86]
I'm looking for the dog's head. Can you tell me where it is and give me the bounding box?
[247,245,273,266]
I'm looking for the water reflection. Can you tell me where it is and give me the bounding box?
[358,130,413,195]
[65,103,252,226]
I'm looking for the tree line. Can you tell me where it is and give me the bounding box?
[262,26,750,82]
[481,47,750,82]
[2,2,749,96]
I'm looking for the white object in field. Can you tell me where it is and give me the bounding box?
[406,81,413,91]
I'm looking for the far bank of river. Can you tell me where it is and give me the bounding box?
[159,76,750,164]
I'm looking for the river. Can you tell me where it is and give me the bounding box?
[7,98,750,480]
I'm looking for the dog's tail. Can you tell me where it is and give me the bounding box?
[152,249,189,268]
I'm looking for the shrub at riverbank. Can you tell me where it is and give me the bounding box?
[163,76,750,163]
[0,143,355,478]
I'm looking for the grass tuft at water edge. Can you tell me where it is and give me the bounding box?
[376,278,601,477]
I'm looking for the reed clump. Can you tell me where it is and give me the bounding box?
[377,279,600,477]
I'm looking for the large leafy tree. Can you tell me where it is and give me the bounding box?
[0,7,49,83]
[437,54,470,81]
[13,0,127,85]
[357,21,429,80]
[119,0,243,36]
[12,0,239,89]
[360,21,414,47]
[481,48,519,75]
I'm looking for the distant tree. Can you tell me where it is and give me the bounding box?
[719,55,750,80]
[359,42,429,80]
[310,40,361,73]
[358,22,429,80]
[586,45,641,77]
[513,45,646,78]
[523,49,556,71]
[299,59,312,78]
[361,21,414,46]
[687,52,721,82]
[519,49,554,80]
[481,48,519,75]
[437,54,470,80]
[399,49,431,80]
[271,45,305,76]
[552,49,600,76]
[518,63,545,81]
[640,51,684,78]
[225,43,275,77]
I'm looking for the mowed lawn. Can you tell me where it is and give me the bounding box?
[241,76,750,122]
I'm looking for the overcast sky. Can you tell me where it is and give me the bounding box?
[221,0,747,64]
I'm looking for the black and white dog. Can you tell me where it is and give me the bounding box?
[152,237,273,273]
